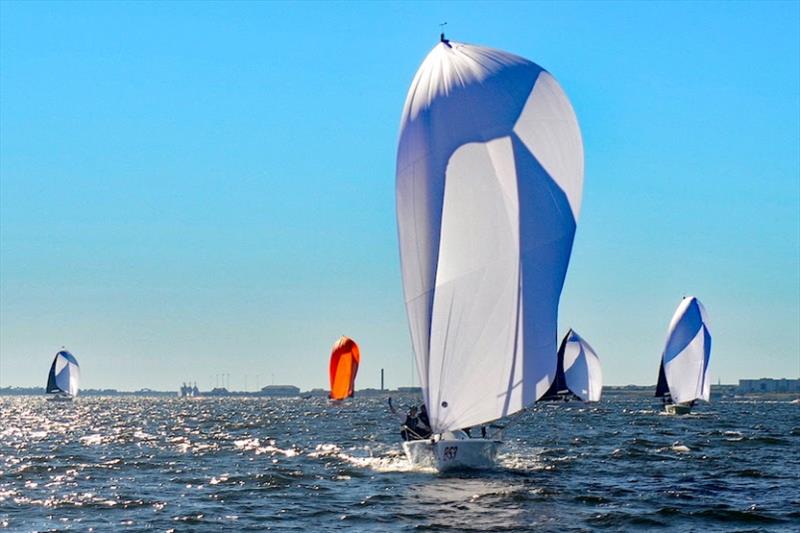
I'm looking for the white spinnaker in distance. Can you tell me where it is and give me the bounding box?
[396,40,583,433]
[48,350,81,396]
[661,297,712,404]
[562,330,602,402]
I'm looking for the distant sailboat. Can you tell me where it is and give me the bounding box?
[46,349,80,401]
[329,336,360,400]
[539,329,602,402]
[396,36,583,470]
[655,297,711,415]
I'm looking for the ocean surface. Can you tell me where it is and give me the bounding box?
[1,396,798,532]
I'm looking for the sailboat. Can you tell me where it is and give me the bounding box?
[655,297,711,415]
[329,336,360,400]
[395,36,583,470]
[539,329,602,402]
[45,349,80,401]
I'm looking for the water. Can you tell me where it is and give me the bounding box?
[1,396,798,531]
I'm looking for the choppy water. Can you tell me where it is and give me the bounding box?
[1,396,798,531]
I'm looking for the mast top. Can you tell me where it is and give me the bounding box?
[439,22,450,46]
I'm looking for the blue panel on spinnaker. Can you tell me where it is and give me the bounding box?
[57,350,79,366]
[663,299,703,364]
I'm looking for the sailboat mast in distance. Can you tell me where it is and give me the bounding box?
[396,38,583,434]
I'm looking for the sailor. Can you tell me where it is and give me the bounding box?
[417,404,432,438]
[388,398,424,441]
[419,403,433,438]
[403,406,423,440]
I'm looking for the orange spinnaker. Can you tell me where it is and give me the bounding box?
[329,336,360,400]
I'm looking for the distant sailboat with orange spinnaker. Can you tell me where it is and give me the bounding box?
[329,336,360,400]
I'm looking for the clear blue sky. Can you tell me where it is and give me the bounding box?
[1,1,798,391]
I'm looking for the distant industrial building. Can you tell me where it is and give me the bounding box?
[180,382,199,397]
[396,386,422,394]
[261,385,300,397]
[737,378,800,394]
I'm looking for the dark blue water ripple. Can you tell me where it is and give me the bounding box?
[1,397,798,531]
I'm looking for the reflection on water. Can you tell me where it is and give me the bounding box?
[0,396,798,531]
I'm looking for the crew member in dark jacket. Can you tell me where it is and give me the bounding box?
[417,404,432,438]
[389,398,429,440]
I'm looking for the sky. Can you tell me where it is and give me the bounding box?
[1,1,798,392]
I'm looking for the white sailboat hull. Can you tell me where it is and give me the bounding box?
[402,432,501,471]
[664,403,692,415]
[46,393,73,402]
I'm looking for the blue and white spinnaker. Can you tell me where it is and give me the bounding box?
[540,329,602,402]
[396,38,583,434]
[46,350,81,397]
[655,297,712,405]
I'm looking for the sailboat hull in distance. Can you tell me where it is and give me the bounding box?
[664,403,693,415]
[45,392,74,402]
[402,431,501,472]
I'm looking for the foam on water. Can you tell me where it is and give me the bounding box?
[0,396,798,531]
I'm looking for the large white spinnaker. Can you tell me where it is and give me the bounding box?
[655,297,712,404]
[46,350,81,397]
[563,330,602,402]
[396,39,583,434]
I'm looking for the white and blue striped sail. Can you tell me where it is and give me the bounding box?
[540,329,602,402]
[563,330,603,402]
[655,297,712,404]
[46,350,81,397]
[396,39,583,433]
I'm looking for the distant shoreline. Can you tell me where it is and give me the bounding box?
[1,384,797,401]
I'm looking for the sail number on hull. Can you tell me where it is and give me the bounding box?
[441,446,458,462]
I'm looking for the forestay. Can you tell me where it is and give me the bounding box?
[46,350,81,396]
[396,40,583,433]
[655,297,712,404]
